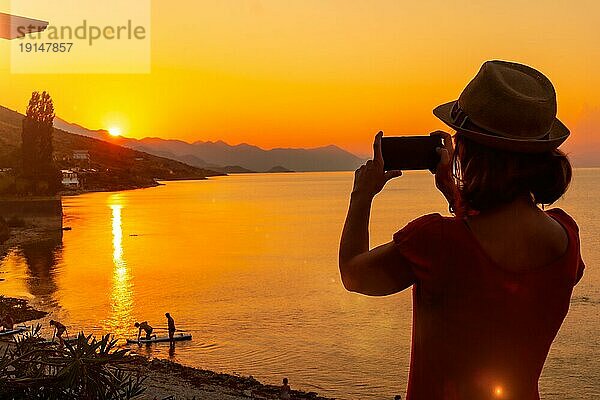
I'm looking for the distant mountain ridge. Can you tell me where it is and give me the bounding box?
[39,114,600,170]
[53,117,365,172]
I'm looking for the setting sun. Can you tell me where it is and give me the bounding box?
[108,127,121,137]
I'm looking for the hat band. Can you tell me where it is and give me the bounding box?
[450,102,471,128]
[450,102,551,141]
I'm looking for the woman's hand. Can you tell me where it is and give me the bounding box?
[340,132,411,296]
[430,130,456,206]
[352,131,402,199]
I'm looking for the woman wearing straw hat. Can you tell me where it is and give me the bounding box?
[339,60,585,399]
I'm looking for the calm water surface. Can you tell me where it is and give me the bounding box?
[1,171,598,399]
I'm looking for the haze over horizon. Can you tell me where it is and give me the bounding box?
[2,0,600,162]
[50,114,600,167]
[52,114,361,154]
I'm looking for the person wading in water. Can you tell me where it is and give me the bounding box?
[280,377,291,399]
[49,320,67,346]
[165,312,176,347]
[134,321,156,341]
[339,60,585,399]
[0,314,14,331]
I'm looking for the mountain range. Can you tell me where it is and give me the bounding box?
[53,118,365,173]
[54,117,600,170]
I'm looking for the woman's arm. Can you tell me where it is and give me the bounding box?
[339,132,410,296]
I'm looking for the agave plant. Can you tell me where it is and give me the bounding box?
[0,325,146,399]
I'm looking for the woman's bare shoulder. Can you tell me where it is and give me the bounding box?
[465,205,571,271]
[545,208,580,233]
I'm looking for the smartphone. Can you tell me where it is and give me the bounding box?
[381,135,443,171]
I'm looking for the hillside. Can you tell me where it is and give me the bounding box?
[0,106,223,191]
[54,117,365,172]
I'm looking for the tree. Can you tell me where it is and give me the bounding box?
[21,91,61,195]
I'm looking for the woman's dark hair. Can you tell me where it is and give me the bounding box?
[452,132,572,213]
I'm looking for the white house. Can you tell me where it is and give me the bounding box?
[61,170,80,188]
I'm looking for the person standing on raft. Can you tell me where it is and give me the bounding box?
[165,312,176,347]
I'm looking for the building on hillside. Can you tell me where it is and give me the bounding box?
[61,170,80,188]
[73,150,90,161]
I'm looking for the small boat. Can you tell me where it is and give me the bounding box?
[126,333,192,344]
[0,325,29,337]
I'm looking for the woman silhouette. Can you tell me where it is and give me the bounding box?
[339,61,585,399]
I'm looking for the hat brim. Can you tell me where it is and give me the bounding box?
[433,101,570,153]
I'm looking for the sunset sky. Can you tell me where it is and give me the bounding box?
[1,0,600,157]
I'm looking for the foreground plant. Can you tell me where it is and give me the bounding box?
[0,325,146,399]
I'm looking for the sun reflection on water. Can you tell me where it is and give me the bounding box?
[104,197,134,339]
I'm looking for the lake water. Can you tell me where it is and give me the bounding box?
[1,170,598,399]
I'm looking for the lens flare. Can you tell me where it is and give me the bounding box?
[493,386,503,397]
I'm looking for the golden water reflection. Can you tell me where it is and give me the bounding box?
[104,196,134,339]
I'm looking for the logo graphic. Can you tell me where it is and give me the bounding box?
[0,12,48,39]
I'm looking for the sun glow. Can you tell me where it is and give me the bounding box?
[493,386,504,398]
[108,127,121,137]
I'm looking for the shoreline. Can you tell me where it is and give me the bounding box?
[59,175,212,196]
[0,295,334,400]
[124,356,333,400]
[0,225,64,255]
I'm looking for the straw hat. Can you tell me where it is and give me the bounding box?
[433,60,570,153]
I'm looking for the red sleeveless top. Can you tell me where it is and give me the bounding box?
[392,208,585,400]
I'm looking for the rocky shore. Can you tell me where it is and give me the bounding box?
[124,356,333,400]
[0,296,47,323]
[0,225,62,252]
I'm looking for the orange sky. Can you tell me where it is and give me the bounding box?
[1,0,600,156]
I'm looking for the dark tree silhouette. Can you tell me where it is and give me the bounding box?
[21,91,61,195]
